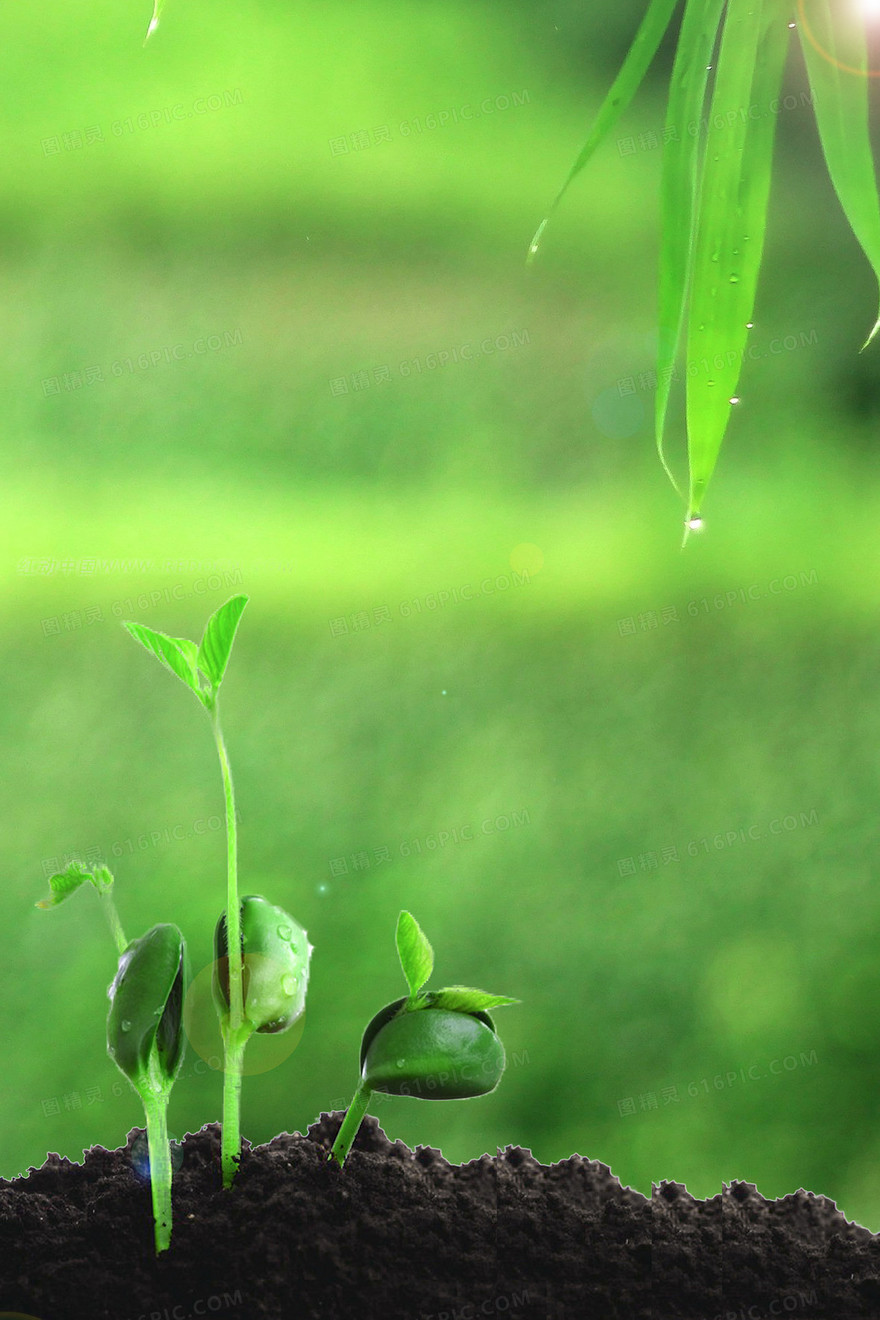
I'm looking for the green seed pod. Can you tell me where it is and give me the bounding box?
[359,996,506,1099]
[213,894,311,1034]
[107,923,187,1092]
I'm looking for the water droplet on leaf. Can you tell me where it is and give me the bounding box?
[277,925,292,940]
[282,974,297,996]
[121,1020,131,1032]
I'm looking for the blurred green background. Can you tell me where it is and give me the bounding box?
[4,0,880,1233]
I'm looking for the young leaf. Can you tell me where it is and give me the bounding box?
[684,0,788,532]
[36,859,104,908]
[396,911,434,1000]
[197,595,248,690]
[655,0,726,498]
[797,1,880,351]
[528,0,681,260]
[123,621,206,703]
[428,986,520,1014]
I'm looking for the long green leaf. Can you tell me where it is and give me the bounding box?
[144,0,166,43]
[797,1,880,350]
[527,0,682,260]
[684,0,790,536]
[655,0,726,497]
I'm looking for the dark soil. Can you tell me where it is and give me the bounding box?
[1,1112,879,1320]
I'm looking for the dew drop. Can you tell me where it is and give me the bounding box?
[729,274,739,284]
[277,925,292,940]
[707,380,716,387]
[729,396,740,405]
[746,321,754,328]
[282,974,297,996]
[395,1059,406,1069]
[686,516,704,532]
[121,1019,131,1032]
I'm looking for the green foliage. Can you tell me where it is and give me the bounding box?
[531,0,880,536]
[123,621,207,705]
[797,1,880,351]
[123,595,249,709]
[395,909,434,1002]
[684,0,789,533]
[425,986,520,1014]
[526,0,680,262]
[197,595,249,692]
[35,859,113,909]
[144,0,167,43]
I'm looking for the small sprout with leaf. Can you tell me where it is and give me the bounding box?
[329,911,519,1167]
[37,862,187,1254]
[124,595,312,1188]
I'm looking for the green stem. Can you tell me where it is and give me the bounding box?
[209,696,250,1188]
[328,1078,373,1167]
[221,1022,253,1189]
[142,1086,173,1254]
[210,699,243,1032]
[100,891,128,957]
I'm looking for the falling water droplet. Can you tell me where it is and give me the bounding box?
[282,974,297,996]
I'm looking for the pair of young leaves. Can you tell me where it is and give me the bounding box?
[531,0,880,539]
[124,595,248,709]
[394,909,518,1017]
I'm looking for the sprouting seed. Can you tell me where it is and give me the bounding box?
[36,862,188,1255]
[328,911,519,1168]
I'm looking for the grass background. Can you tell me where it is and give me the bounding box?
[4,0,880,1231]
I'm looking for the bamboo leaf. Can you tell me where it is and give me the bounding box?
[655,0,727,498]
[797,1,880,350]
[684,0,790,536]
[527,0,682,260]
[144,0,166,43]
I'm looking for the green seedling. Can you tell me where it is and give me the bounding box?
[124,594,312,1188]
[37,861,187,1254]
[329,910,519,1166]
